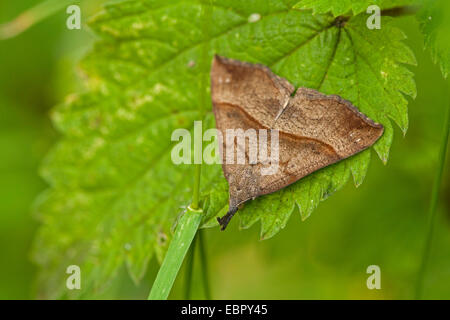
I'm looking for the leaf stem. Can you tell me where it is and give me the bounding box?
[198,229,211,299]
[191,164,202,209]
[415,95,450,299]
[381,5,420,17]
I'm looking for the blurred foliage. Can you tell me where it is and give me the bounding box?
[0,0,106,299]
[0,0,448,299]
[418,0,450,78]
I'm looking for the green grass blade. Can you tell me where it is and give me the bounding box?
[415,95,450,299]
[148,0,212,300]
[0,0,75,40]
[148,209,202,300]
[184,233,197,299]
[198,229,211,299]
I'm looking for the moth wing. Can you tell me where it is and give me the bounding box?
[210,57,383,230]
[274,87,384,158]
[211,55,294,126]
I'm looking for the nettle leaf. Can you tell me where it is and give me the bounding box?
[33,0,415,297]
[418,0,450,78]
[294,0,416,16]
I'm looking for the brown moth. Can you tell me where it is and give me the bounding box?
[211,55,384,230]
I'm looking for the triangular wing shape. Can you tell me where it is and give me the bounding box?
[211,55,383,230]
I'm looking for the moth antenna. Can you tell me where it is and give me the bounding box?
[217,206,238,231]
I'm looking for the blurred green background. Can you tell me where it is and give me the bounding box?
[0,1,448,299]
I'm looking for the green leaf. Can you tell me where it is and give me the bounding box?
[294,0,416,16]
[418,0,450,78]
[33,0,415,297]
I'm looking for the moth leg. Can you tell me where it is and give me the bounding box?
[217,206,238,231]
